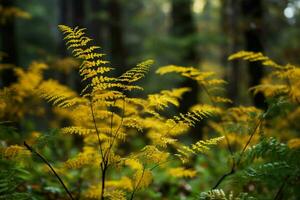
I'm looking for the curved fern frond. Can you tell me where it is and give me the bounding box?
[171,104,219,127]
[228,51,282,69]
[168,167,197,178]
[37,80,86,108]
[175,136,224,163]
[119,59,153,83]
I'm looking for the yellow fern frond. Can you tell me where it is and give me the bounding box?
[228,51,282,69]
[119,59,153,83]
[288,138,300,149]
[58,25,114,94]
[64,147,99,169]
[175,136,224,163]
[10,62,48,99]
[225,106,262,122]
[105,190,126,200]
[138,145,169,164]
[156,65,215,83]
[147,87,191,111]
[168,167,197,178]
[172,104,219,127]
[133,169,153,189]
[84,185,101,199]
[211,96,232,104]
[250,84,289,98]
[124,158,143,170]
[106,176,133,191]
[1,145,29,159]
[0,6,31,24]
[38,80,86,108]
[60,126,94,135]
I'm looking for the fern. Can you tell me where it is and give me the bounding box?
[198,189,256,200]
[0,160,31,200]
[229,51,300,104]
[175,136,224,163]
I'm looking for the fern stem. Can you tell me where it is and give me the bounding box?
[89,98,107,200]
[150,157,176,171]
[212,165,235,189]
[130,166,146,200]
[200,84,234,156]
[236,118,263,166]
[213,115,264,189]
[106,98,126,160]
[23,141,74,200]
[100,165,108,200]
[89,99,105,165]
[274,175,290,200]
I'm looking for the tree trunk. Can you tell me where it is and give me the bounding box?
[241,0,266,109]
[59,0,72,56]
[89,0,105,46]
[0,0,18,87]
[107,0,128,74]
[72,0,85,27]
[224,0,242,104]
[170,0,199,114]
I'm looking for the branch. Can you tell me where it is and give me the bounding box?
[212,163,235,189]
[23,141,74,200]
[274,175,290,200]
[212,115,264,189]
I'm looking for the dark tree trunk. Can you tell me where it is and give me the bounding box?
[89,0,105,46]
[72,0,85,27]
[224,0,242,104]
[241,0,266,109]
[0,0,18,87]
[59,0,72,56]
[170,0,199,114]
[108,0,127,74]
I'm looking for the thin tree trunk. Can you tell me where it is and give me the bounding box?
[89,0,105,46]
[72,0,85,27]
[108,0,128,74]
[241,0,266,109]
[226,0,242,104]
[170,0,199,114]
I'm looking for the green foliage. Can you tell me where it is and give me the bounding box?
[198,189,255,200]
[0,160,31,200]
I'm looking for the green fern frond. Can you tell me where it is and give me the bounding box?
[198,189,256,200]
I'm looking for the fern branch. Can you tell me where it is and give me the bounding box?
[274,175,290,200]
[213,112,265,189]
[105,97,126,162]
[23,142,74,200]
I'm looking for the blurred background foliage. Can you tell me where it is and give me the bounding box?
[2,0,300,101]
